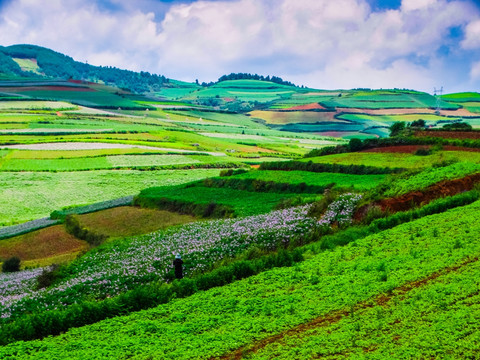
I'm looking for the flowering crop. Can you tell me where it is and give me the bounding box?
[0,205,315,321]
[318,193,362,227]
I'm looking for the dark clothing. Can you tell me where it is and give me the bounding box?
[173,258,183,279]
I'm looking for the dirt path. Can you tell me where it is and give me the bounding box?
[213,255,479,360]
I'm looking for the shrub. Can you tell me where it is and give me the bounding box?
[414,147,432,156]
[36,265,60,289]
[64,215,107,246]
[2,257,21,273]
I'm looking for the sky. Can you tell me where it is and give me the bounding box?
[0,0,480,93]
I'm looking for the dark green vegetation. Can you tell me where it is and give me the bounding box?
[3,44,480,359]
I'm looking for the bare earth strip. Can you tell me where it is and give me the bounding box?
[215,255,480,360]
[0,142,226,156]
[337,107,480,117]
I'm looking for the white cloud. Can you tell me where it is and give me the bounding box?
[462,19,480,49]
[471,61,480,79]
[0,0,478,91]
[401,0,437,12]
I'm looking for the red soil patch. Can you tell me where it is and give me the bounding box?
[250,165,260,169]
[415,130,480,140]
[357,173,480,217]
[223,97,235,102]
[337,107,479,117]
[0,225,87,261]
[362,145,430,153]
[284,103,326,111]
[362,145,480,154]
[1,86,95,92]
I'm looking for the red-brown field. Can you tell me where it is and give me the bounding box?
[415,130,480,140]
[283,103,326,111]
[0,225,87,263]
[77,206,197,238]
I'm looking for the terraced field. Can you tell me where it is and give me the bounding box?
[2,200,480,358]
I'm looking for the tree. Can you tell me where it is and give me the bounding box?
[2,256,21,272]
[410,119,426,128]
[389,122,406,137]
[348,138,363,152]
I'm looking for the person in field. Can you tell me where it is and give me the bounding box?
[173,254,183,279]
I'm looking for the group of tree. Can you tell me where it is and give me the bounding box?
[217,73,298,87]
[0,44,169,93]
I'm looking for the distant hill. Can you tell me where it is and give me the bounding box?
[0,44,168,93]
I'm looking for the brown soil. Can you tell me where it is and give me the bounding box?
[361,145,431,153]
[357,173,480,216]
[415,130,480,140]
[361,145,480,154]
[336,107,480,117]
[0,225,87,261]
[284,103,326,111]
[213,255,480,360]
[0,86,95,92]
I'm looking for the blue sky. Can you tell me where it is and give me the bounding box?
[0,0,479,92]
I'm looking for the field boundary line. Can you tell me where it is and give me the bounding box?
[214,255,480,360]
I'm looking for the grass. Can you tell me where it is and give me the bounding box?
[227,170,386,190]
[0,169,220,227]
[76,206,197,238]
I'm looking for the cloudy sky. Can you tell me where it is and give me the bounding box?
[0,0,479,92]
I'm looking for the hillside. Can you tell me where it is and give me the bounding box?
[2,44,480,359]
[0,44,168,93]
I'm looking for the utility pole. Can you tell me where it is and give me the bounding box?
[434,86,443,115]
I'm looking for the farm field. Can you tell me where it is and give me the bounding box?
[301,150,480,169]
[136,185,315,217]
[2,200,480,358]
[215,170,386,191]
[76,206,197,238]
[0,225,87,269]
[0,169,220,227]
[2,44,480,359]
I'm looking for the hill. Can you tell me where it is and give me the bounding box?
[0,44,168,93]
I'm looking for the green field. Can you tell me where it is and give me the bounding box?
[301,150,480,169]
[0,169,220,227]
[225,170,386,190]
[136,185,312,216]
[2,200,479,358]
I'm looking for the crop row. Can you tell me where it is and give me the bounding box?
[2,199,480,358]
[0,205,314,322]
[249,256,480,359]
[380,162,480,197]
[0,189,477,345]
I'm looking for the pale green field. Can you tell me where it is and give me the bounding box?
[0,169,220,227]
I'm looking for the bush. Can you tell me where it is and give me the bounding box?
[2,256,21,273]
[64,215,107,246]
[414,147,432,156]
[36,265,60,289]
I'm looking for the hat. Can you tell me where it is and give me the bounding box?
[175,254,181,259]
